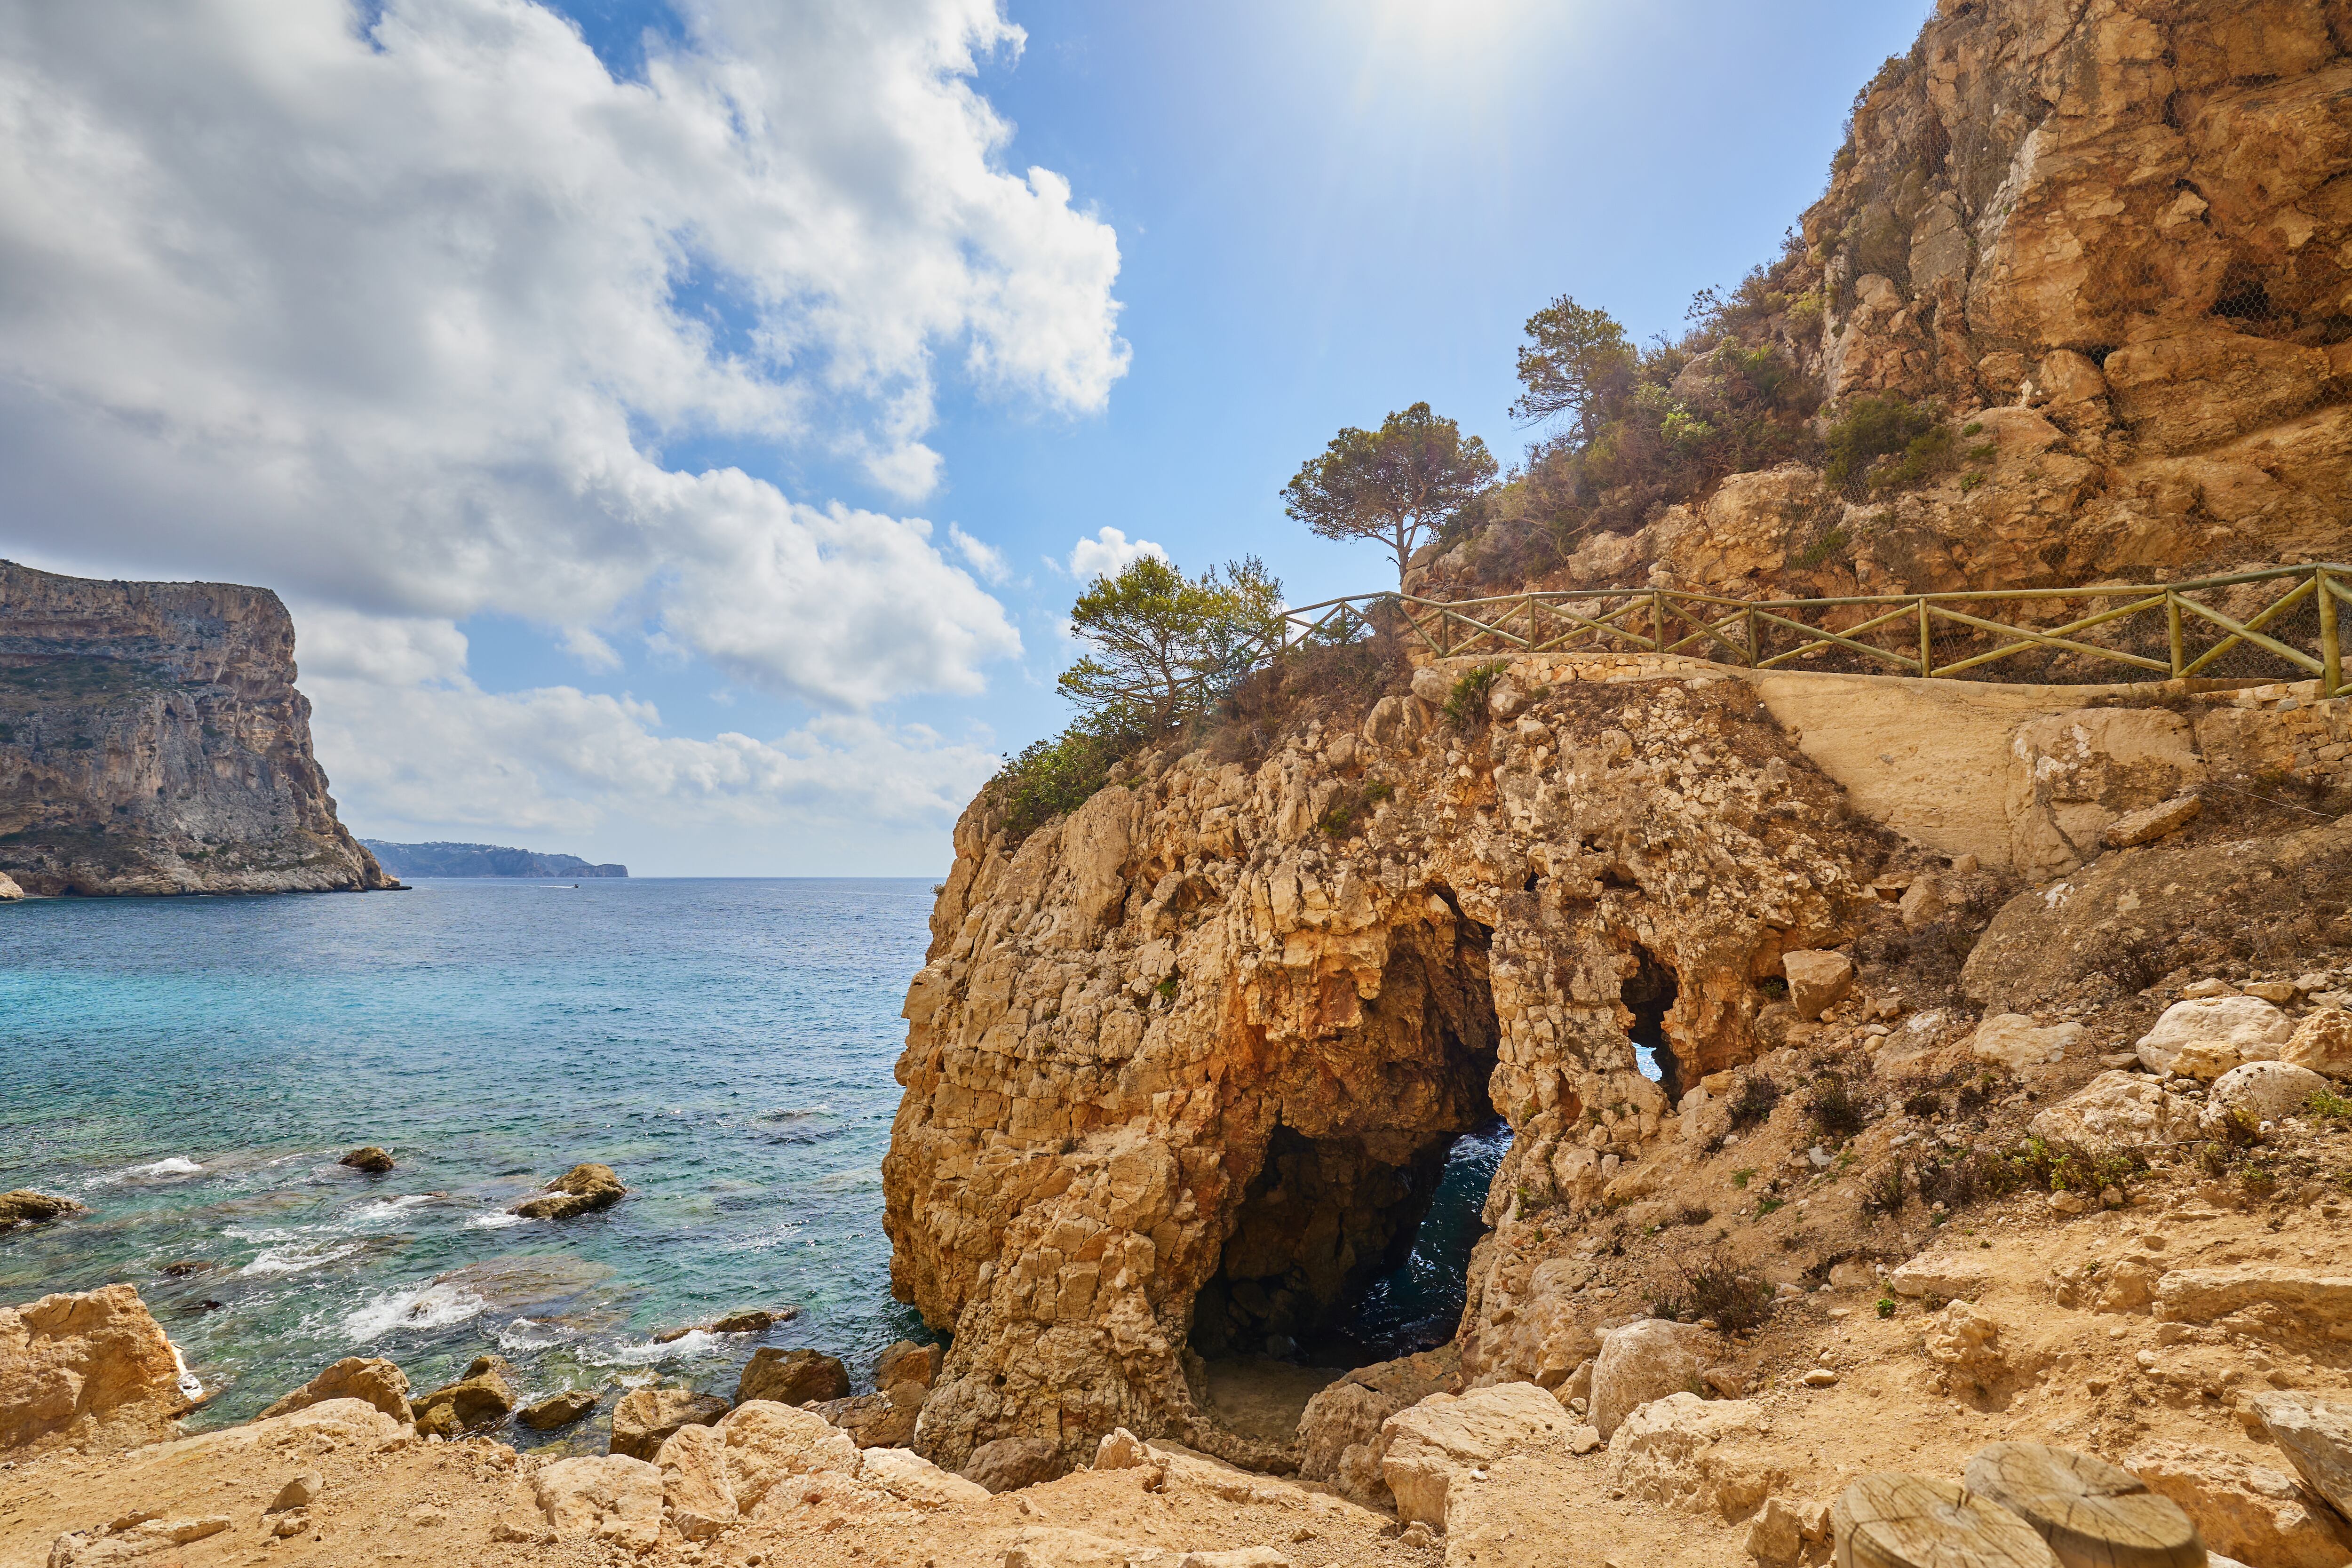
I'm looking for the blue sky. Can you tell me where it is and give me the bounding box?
[0,0,1934,874]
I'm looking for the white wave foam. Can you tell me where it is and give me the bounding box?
[97,1155,206,1185]
[497,1317,565,1353]
[466,1212,525,1230]
[240,1240,363,1277]
[168,1340,203,1405]
[346,1195,436,1226]
[222,1225,300,1244]
[584,1330,716,1367]
[343,1281,488,1341]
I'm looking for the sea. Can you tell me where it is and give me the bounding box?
[0,878,1505,1446]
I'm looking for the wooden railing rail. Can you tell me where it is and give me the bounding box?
[1254,563,2349,699]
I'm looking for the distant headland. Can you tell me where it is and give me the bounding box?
[361,839,628,879]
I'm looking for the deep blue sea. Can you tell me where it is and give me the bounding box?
[0,878,935,1447]
[0,877,1506,1448]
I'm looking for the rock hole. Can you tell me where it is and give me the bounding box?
[1188,904,1500,1390]
[2211,265,2271,321]
[1623,943,1682,1103]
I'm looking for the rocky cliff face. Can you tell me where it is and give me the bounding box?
[0,561,393,895]
[884,650,2351,1481]
[1426,0,2352,601]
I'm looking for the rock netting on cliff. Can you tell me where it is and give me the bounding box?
[0,560,394,895]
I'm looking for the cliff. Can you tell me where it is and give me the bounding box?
[1425,0,2352,602]
[0,561,395,895]
[362,841,629,879]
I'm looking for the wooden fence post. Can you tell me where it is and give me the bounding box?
[2321,567,2342,699]
[1917,598,1931,677]
[2166,591,2185,678]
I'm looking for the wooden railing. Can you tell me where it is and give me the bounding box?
[1261,563,2349,698]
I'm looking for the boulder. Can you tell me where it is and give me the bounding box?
[0,1284,190,1449]
[1094,1428,1148,1470]
[412,1355,516,1438]
[1379,1380,1569,1528]
[811,1391,914,1449]
[2251,1393,2352,1519]
[1590,1318,1717,1439]
[269,1472,323,1512]
[736,1346,850,1408]
[0,1192,86,1230]
[2028,1072,2194,1150]
[2203,1061,2335,1129]
[517,1388,598,1430]
[511,1162,625,1220]
[2135,997,2294,1080]
[2155,1268,2352,1329]
[655,1421,737,1540]
[1971,1014,2083,1072]
[532,1455,665,1552]
[1887,1257,1991,1301]
[1295,1345,1459,1507]
[874,1340,942,1401]
[1781,951,1854,1021]
[256,1356,413,1425]
[711,1308,792,1334]
[2284,1011,2352,1078]
[1923,1301,2008,1392]
[859,1446,991,1506]
[1409,666,1454,706]
[337,1147,394,1173]
[2103,795,2202,849]
[2125,1441,2349,1568]
[961,1434,1063,1493]
[609,1386,729,1460]
[716,1400,860,1513]
[1609,1393,1777,1520]
[1746,1496,1830,1568]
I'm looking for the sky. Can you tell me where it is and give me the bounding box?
[0,0,1936,875]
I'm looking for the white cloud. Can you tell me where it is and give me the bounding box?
[1065,525,1166,582]
[948,523,1011,585]
[308,669,1000,848]
[0,0,1125,708]
[561,627,623,673]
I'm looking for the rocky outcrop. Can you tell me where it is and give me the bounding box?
[0,560,396,895]
[883,653,1926,1472]
[511,1162,626,1219]
[0,1285,191,1450]
[737,1347,849,1407]
[1422,0,2352,606]
[0,1190,85,1229]
[611,1387,730,1461]
[413,1354,517,1438]
[255,1356,413,1425]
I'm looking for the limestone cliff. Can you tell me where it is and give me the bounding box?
[1427,0,2352,601]
[0,561,394,895]
[883,649,2352,1481]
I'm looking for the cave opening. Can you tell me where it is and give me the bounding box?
[1623,943,1682,1104]
[1188,902,1502,1381]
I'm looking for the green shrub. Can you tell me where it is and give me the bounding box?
[1790,527,1852,570]
[1444,662,1510,731]
[1823,394,1937,489]
[1728,1075,1783,1129]
[983,711,1148,845]
[2306,1089,2352,1120]
[1876,1296,1897,1319]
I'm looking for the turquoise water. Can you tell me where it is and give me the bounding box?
[0,879,934,1446]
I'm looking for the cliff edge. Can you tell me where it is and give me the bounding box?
[0,561,395,896]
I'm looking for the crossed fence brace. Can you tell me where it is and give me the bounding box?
[1258,562,2351,699]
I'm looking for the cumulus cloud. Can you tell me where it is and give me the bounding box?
[1064,525,1166,582]
[309,672,999,843]
[948,524,1011,585]
[0,0,1127,708]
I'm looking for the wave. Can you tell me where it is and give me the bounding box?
[239,1240,364,1277]
[465,1212,526,1230]
[345,1194,437,1226]
[343,1280,488,1341]
[583,1329,717,1367]
[93,1154,207,1185]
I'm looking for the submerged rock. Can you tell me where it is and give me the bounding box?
[0,1191,86,1230]
[337,1146,395,1173]
[517,1388,599,1430]
[511,1162,625,1220]
[257,1356,413,1425]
